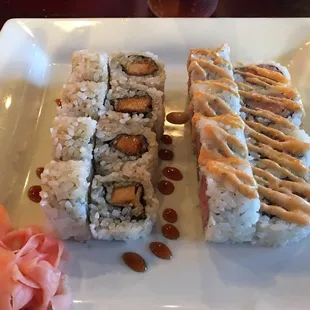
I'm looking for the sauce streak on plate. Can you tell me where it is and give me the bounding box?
[36,167,44,179]
[158,180,175,195]
[162,166,183,181]
[163,208,178,223]
[162,224,180,240]
[159,149,174,161]
[149,242,172,260]
[161,134,173,145]
[166,112,189,124]
[122,252,147,272]
[28,185,42,203]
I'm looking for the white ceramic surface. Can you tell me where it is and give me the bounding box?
[1,18,310,310]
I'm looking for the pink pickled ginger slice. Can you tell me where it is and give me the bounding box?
[0,205,71,310]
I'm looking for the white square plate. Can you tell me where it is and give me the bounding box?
[1,18,310,310]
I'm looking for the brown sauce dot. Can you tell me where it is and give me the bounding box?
[161,134,173,145]
[158,149,174,161]
[162,224,180,240]
[122,252,147,272]
[166,112,189,125]
[162,166,183,181]
[163,208,178,223]
[158,180,175,195]
[149,242,172,260]
[28,185,42,203]
[55,98,62,107]
[36,167,44,179]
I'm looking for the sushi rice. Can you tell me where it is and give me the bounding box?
[51,116,96,161]
[70,50,109,83]
[94,122,158,177]
[58,80,107,119]
[110,51,166,91]
[40,160,92,241]
[89,167,159,241]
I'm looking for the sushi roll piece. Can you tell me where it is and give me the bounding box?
[50,116,96,161]
[191,113,248,158]
[240,103,310,246]
[40,160,92,241]
[187,44,234,89]
[253,166,310,247]
[70,50,109,83]
[104,84,165,139]
[94,121,158,177]
[243,108,310,178]
[189,79,241,118]
[110,52,166,91]
[239,89,304,127]
[58,80,107,119]
[242,106,309,142]
[198,148,260,243]
[234,61,291,91]
[89,168,159,241]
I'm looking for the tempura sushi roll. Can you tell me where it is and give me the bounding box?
[94,122,158,177]
[70,50,109,83]
[187,44,234,89]
[198,149,260,243]
[50,116,96,161]
[58,81,107,119]
[104,84,165,138]
[110,52,166,91]
[191,113,247,158]
[40,160,92,241]
[253,166,310,246]
[89,168,158,241]
[234,61,291,91]
[189,79,241,118]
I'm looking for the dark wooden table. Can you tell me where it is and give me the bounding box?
[1,0,310,29]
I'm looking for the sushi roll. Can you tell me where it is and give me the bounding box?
[58,80,107,119]
[51,116,96,161]
[198,148,260,243]
[187,44,234,89]
[40,160,92,241]
[70,50,109,83]
[89,168,158,241]
[94,121,158,177]
[243,108,310,178]
[239,89,304,127]
[189,79,241,118]
[253,166,310,246]
[240,97,310,245]
[234,61,291,91]
[104,84,165,139]
[110,52,166,91]
[191,113,248,158]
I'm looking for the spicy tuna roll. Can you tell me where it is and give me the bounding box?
[189,79,241,118]
[234,61,291,91]
[187,44,234,89]
[110,52,166,91]
[239,89,304,127]
[58,80,107,119]
[51,116,96,161]
[198,149,260,243]
[253,165,310,246]
[94,121,158,177]
[70,50,109,83]
[89,168,158,241]
[191,113,248,158]
[40,160,92,241]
